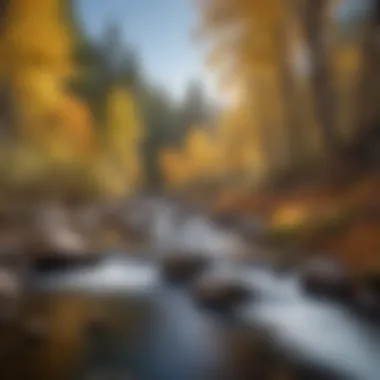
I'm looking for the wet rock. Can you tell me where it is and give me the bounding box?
[160,254,210,284]
[190,278,252,313]
[292,359,350,380]
[26,223,99,273]
[299,257,353,301]
[32,227,87,254]
[31,253,101,273]
[22,201,102,272]
[353,274,380,320]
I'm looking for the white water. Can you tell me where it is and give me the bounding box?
[33,256,158,295]
[238,269,380,380]
[33,197,380,380]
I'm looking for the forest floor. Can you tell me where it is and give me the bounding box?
[208,175,380,277]
[0,172,378,279]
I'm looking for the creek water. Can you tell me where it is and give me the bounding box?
[2,197,380,380]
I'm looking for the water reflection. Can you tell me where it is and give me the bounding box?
[2,197,380,380]
[134,287,224,380]
[1,291,154,380]
[9,255,378,380]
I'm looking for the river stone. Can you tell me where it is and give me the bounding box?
[31,254,101,273]
[190,277,252,313]
[25,218,101,273]
[299,257,353,301]
[160,254,209,284]
[26,207,87,255]
[353,274,380,320]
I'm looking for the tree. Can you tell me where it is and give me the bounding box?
[299,0,340,166]
[0,0,75,144]
[342,0,380,171]
[101,86,143,193]
[276,1,303,169]
[176,79,211,143]
[139,85,175,188]
[196,0,296,182]
[0,0,14,139]
[353,0,380,132]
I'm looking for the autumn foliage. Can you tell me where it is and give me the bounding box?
[0,0,143,201]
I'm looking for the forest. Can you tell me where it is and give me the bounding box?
[0,0,219,202]
[0,1,379,276]
[0,2,380,380]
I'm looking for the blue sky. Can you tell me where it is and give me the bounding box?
[76,0,372,103]
[77,0,219,101]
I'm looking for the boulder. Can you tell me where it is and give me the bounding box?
[160,254,209,284]
[26,224,99,273]
[31,252,100,273]
[299,256,353,301]
[191,278,252,313]
[353,274,380,320]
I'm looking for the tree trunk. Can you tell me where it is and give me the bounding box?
[253,76,277,180]
[353,2,380,128]
[301,0,341,171]
[0,1,15,140]
[347,0,380,172]
[277,3,302,172]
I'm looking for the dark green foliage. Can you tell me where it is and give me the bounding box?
[67,3,215,189]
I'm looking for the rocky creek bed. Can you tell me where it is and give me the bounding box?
[0,195,380,380]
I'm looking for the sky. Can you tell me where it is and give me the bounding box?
[77,0,220,102]
[76,0,372,105]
